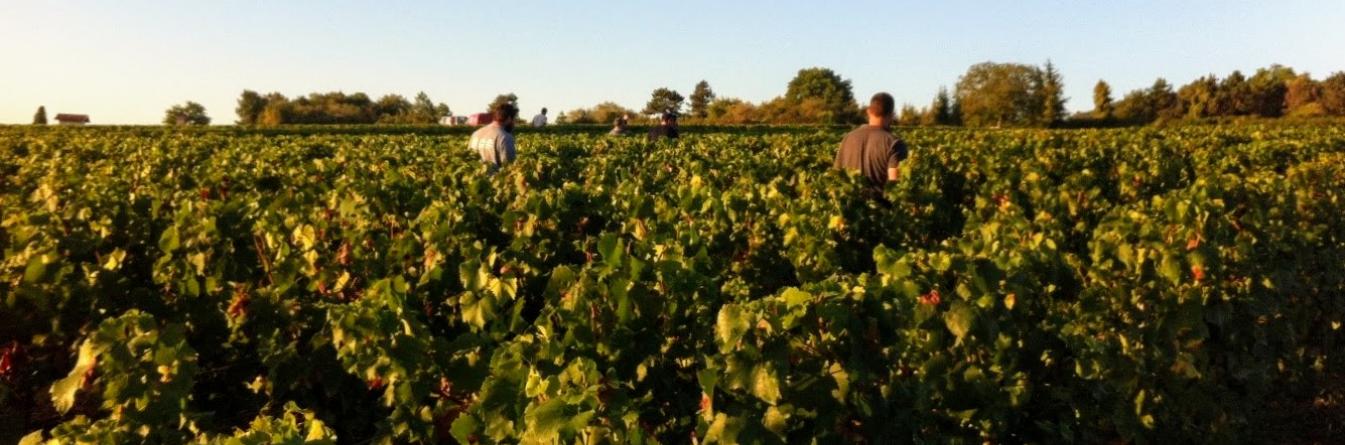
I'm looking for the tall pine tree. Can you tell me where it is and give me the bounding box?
[929,87,954,125]
[689,81,715,119]
[1040,60,1066,127]
[1093,80,1113,120]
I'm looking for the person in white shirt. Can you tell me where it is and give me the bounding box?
[531,108,548,127]
[470,103,518,171]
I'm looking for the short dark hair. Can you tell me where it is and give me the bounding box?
[541,107,548,114]
[493,103,519,122]
[868,93,895,118]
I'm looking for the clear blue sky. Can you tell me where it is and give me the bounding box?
[3,0,1343,124]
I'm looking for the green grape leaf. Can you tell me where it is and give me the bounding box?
[524,398,570,439]
[51,341,99,414]
[763,405,789,436]
[1160,253,1182,285]
[944,303,975,342]
[716,305,751,352]
[450,414,481,444]
[704,413,743,444]
[23,254,47,284]
[18,431,45,445]
[159,226,180,253]
[751,364,781,405]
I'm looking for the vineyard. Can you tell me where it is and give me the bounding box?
[2,125,1344,444]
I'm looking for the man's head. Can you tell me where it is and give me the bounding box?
[867,92,895,127]
[494,103,519,132]
[541,107,548,115]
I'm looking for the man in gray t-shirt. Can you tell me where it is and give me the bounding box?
[470,103,519,170]
[835,92,908,188]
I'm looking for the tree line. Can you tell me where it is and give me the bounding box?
[560,69,869,126]
[233,90,451,126]
[1090,66,1345,125]
[902,62,1345,128]
[39,62,1339,127]
[561,63,1345,128]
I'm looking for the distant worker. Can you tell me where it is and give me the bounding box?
[531,108,548,127]
[609,114,629,136]
[647,111,679,142]
[470,103,519,170]
[835,92,909,190]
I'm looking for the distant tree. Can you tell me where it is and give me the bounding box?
[565,102,637,125]
[756,96,827,124]
[563,109,594,124]
[1284,74,1323,117]
[954,62,1044,127]
[245,90,445,125]
[372,93,446,124]
[1113,89,1152,124]
[1177,75,1220,119]
[898,104,922,126]
[163,101,211,126]
[689,80,715,118]
[283,92,370,124]
[375,94,412,118]
[1215,71,1253,116]
[489,93,519,114]
[920,107,937,126]
[784,67,860,124]
[349,92,372,104]
[1247,65,1296,117]
[1322,72,1345,115]
[927,87,955,125]
[1112,78,1180,124]
[706,98,737,120]
[257,94,290,126]
[413,92,450,122]
[33,106,47,125]
[1285,74,1320,110]
[1092,80,1114,120]
[368,92,450,124]
[706,98,758,124]
[1040,60,1067,126]
[592,102,635,124]
[949,97,963,125]
[643,88,685,116]
[236,90,267,125]
[555,112,567,124]
[343,92,375,122]
[1150,78,1183,120]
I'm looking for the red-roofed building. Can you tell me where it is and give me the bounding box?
[54,114,90,125]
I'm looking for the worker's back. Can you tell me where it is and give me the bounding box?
[470,123,515,168]
[834,125,907,186]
